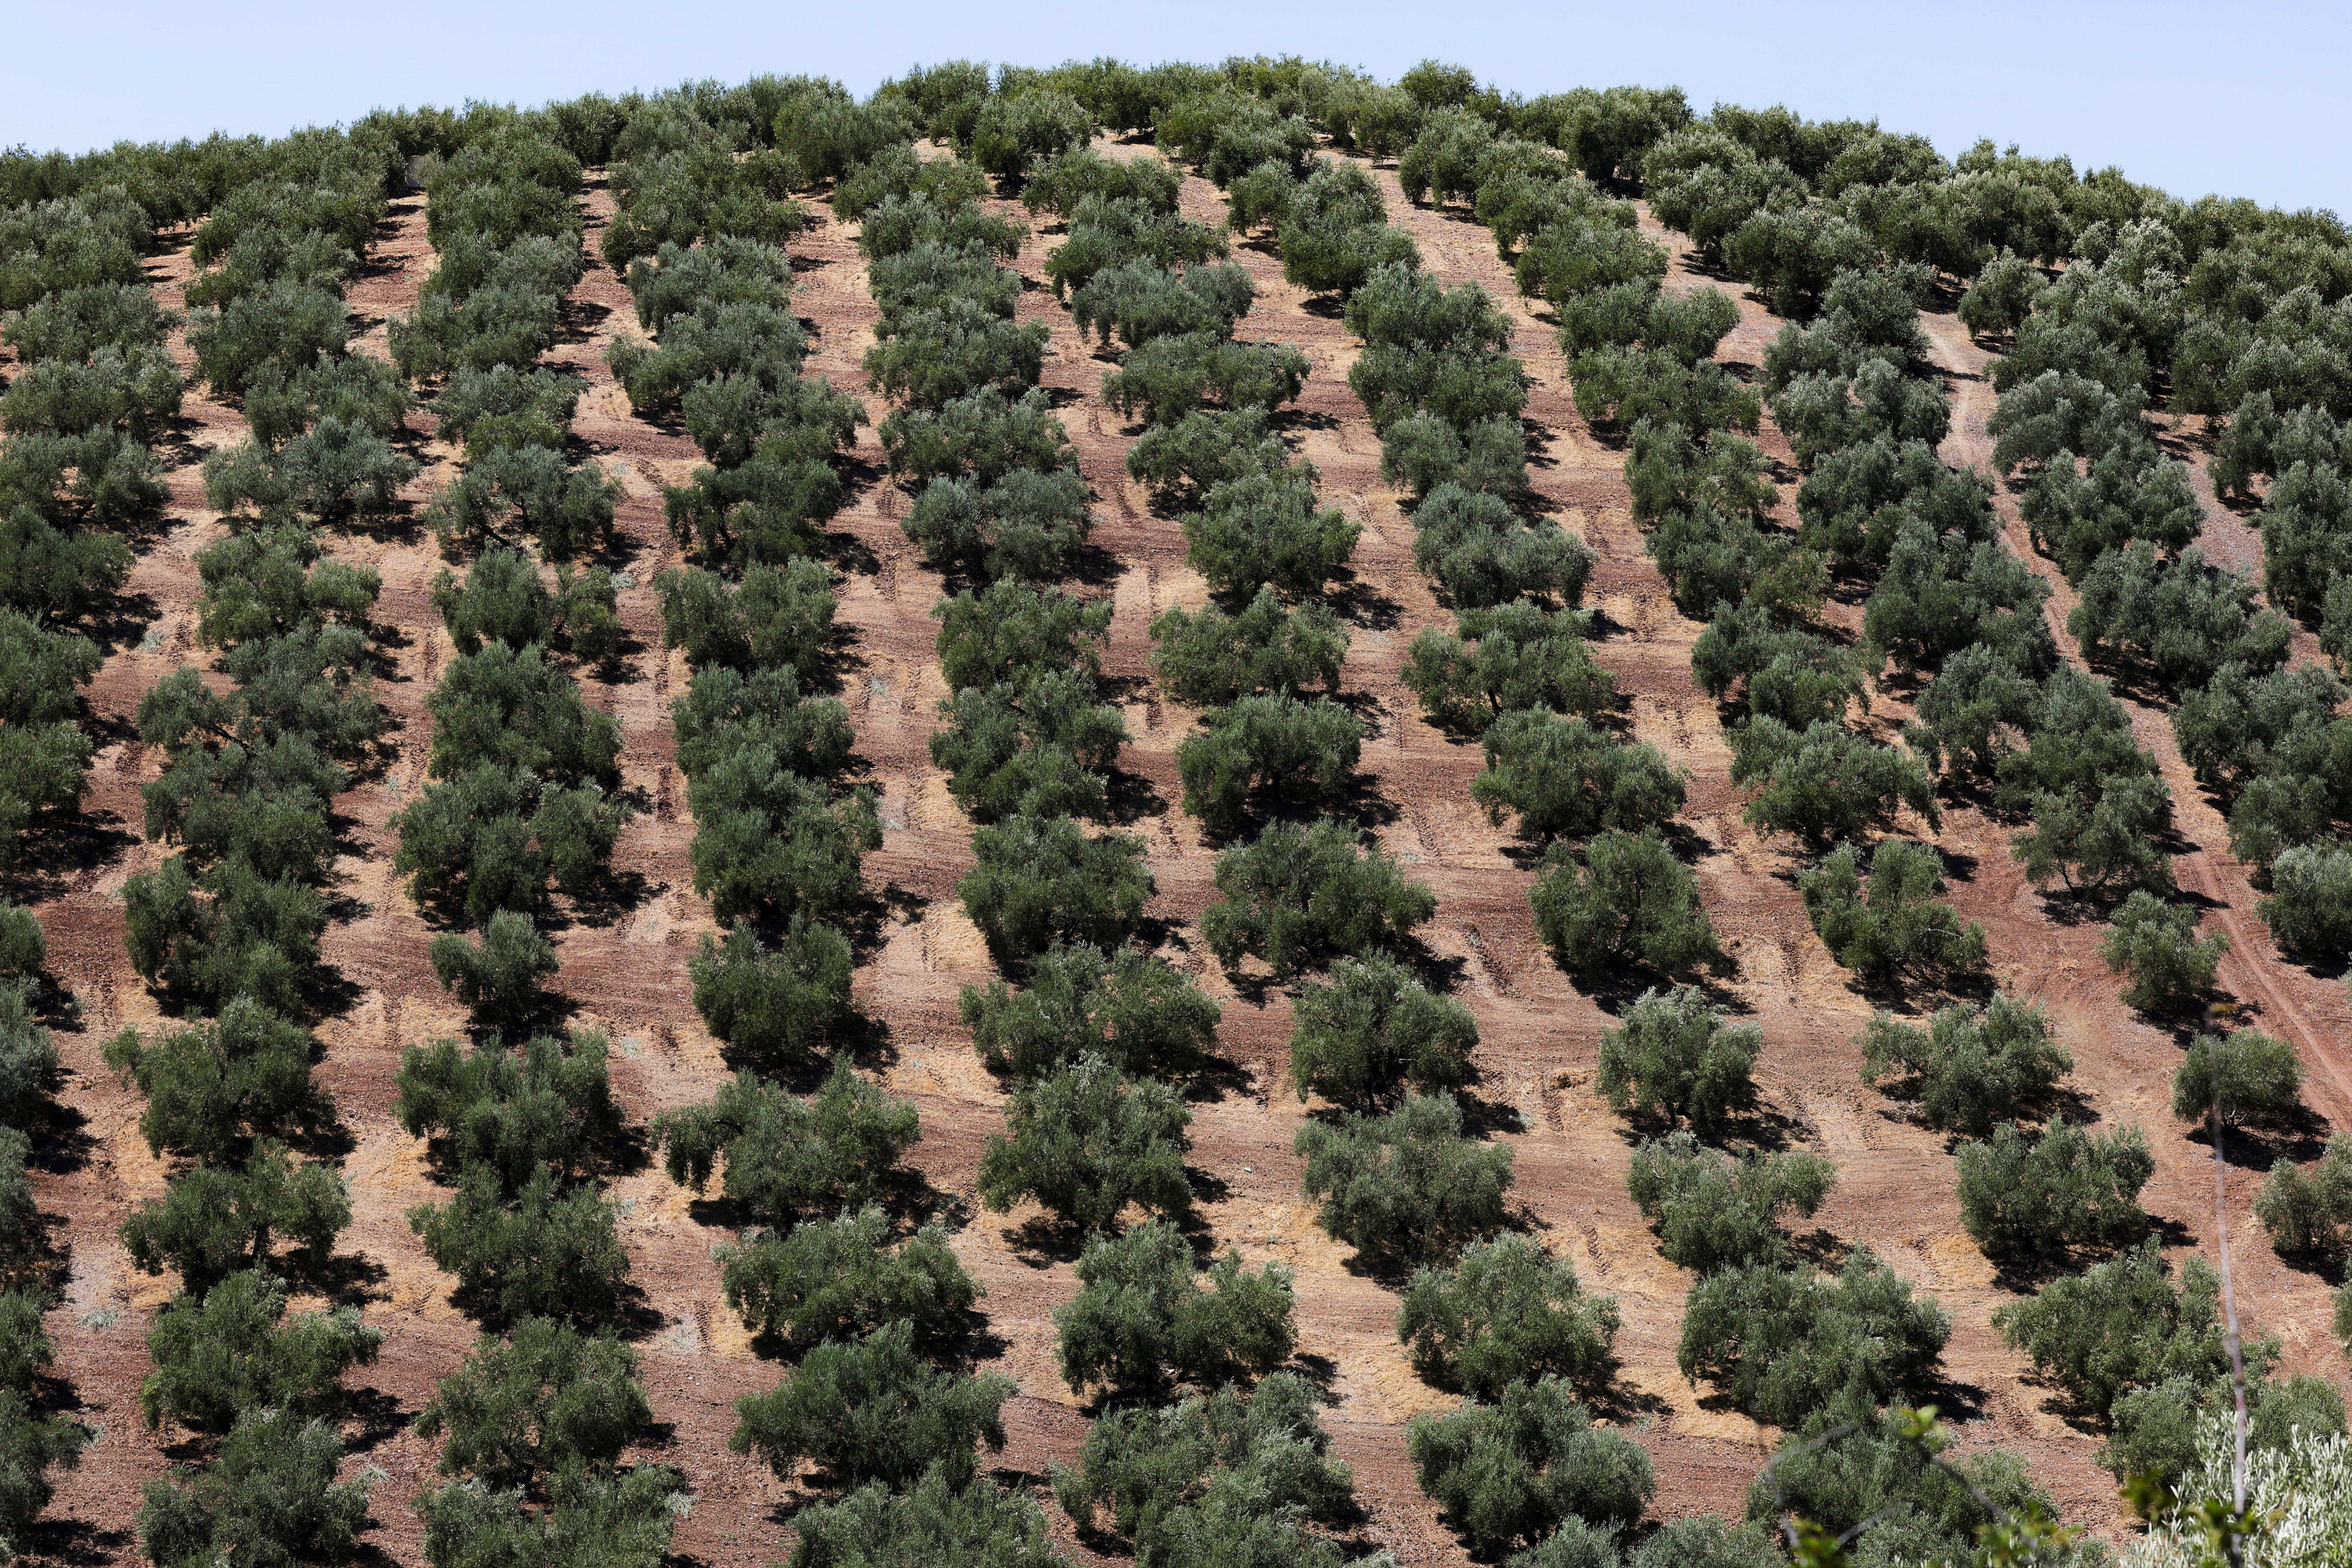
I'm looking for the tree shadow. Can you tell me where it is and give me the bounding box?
[21,1521,136,1567]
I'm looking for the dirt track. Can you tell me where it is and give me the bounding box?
[9,139,2349,1565]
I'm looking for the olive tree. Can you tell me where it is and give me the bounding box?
[1677,1250,1949,1427]
[720,1206,978,1352]
[2100,891,2229,1014]
[957,813,1154,967]
[688,915,854,1070]
[1287,954,1478,1109]
[1398,1235,1618,1400]
[729,1319,1014,1491]
[1625,1132,1836,1274]
[960,942,1218,1079]
[1199,818,1435,976]
[653,1062,920,1227]
[1595,986,1759,1135]
[1054,1219,1295,1398]
[1294,1092,1513,1269]
[1405,1375,1654,1553]
[1797,839,1987,977]
[1956,1120,2154,1263]
[2173,1028,2303,1131]
[1857,994,2071,1137]
[1529,828,1724,981]
[977,1054,1192,1231]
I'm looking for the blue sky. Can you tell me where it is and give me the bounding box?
[9,0,2345,218]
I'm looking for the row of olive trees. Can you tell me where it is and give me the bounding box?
[0,177,182,873]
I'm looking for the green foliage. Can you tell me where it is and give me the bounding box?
[1904,644,2041,780]
[1858,993,2071,1138]
[140,1268,381,1434]
[1127,408,1302,507]
[1174,691,1361,834]
[1529,828,1724,980]
[0,980,59,1136]
[1956,1119,2154,1263]
[903,466,1093,583]
[1412,486,1590,610]
[393,761,635,924]
[978,1053,1192,1230]
[960,941,1217,1079]
[671,664,855,783]
[1863,518,2054,679]
[423,445,623,562]
[1398,1235,1618,1401]
[1625,1131,1837,1274]
[414,1317,651,1491]
[2172,1026,2303,1130]
[1794,434,1994,570]
[433,364,583,455]
[2258,843,2352,955]
[789,1467,1066,1568]
[428,909,558,1024]
[864,299,1049,409]
[432,549,619,664]
[1595,986,1759,1134]
[1048,194,1227,297]
[1690,602,1865,730]
[1055,1218,1295,1398]
[1295,1091,1512,1269]
[1406,1374,1655,1553]
[425,640,620,786]
[1470,711,1683,844]
[688,915,854,1071]
[957,812,1154,966]
[1278,166,1418,298]
[103,997,329,1160]
[687,747,879,926]
[720,1205,978,1352]
[193,526,382,647]
[1200,818,1435,976]
[729,1319,1014,1491]
[1678,1250,1950,1427]
[1380,410,1529,499]
[1022,145,1182,217]
[1728,717,1940,845]
[1744,1406,2053,1566]
[121,854,324,1015]
[653,1061,919,1228]
[880,387,1073,488]
[1404,602,1612,733]
[2255,1134,2352,1257]
[395,1027,621,1191]
[2101,1371,2347,1498]
[1287,954,1477,1110]
[0,1294,87,1551]
[1150,586,1347,708]
[408,1165,631,1323]
[1797,839,1987,977]
[1070,259,1254,351]
[188,279,348,397]
[1053,1373,1355,1566]
[930,667,1127,823]
[1622,1516,1781,1568]
[0,498,136,623]
[2069,542,2290,690]
[656,558,839,675]
[933,578,1110,692]
[1181,471,1359,599]
[2099,891,2229,1014]
[136,1408,369,1568]
[120,1142,349,1298]
[0,715,94,871]
[1103,331,1311,426]
[1993,1240,2247,1419]
[969,89,1094,180]
[416,1463,688,1568]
